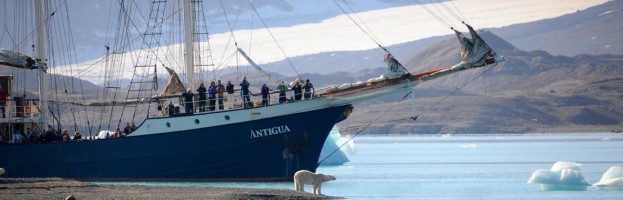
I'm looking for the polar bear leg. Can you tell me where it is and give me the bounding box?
[295,180,304,192]
[313,183,322,195]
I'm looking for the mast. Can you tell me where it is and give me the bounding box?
[34,0,48,131]
[182,0,195,90]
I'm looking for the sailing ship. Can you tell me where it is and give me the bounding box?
[0,0,503,181]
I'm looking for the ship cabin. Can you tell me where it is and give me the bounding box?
[0,75,43,144]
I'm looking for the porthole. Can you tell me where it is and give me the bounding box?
[225,115,230,120]
[166,122,171,127]
[195,119,200,124]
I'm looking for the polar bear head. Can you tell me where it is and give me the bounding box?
[317,173,336,182]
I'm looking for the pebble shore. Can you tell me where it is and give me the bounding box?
[0,178,339,199]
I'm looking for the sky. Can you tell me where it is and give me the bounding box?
[0,0,611,85]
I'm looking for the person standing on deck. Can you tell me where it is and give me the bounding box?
[12,130,22,144]
[0,86,7,118]
[182,89,194,114]
[197,82,207,112]
[25,128,33,143]
[61,129,70,141]
[216,80,225,110]
[240,76,251,108]
[304,79,315,99]
[73,131,82,140]
[225,81,235,109]
[291,81,302,101]
[167,101,175,116]
[277,80,288,104]
[208,81,217,111]
[261,84,270,106]
[123,122,132,135]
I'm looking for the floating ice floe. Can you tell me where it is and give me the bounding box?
[527,161,591,191]
[319,126,356,165]
[459,144,477,148]
[594,166,623,190]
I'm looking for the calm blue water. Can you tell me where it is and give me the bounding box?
[97,133,623,199]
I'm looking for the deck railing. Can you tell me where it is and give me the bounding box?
[150,89,316,117]
[0,98,40,120]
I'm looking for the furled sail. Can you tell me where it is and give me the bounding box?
[453,23,493,69]
[383,53,409,79]
[0,48,38,70]
[159,66,186,96]
[237,48,280,84]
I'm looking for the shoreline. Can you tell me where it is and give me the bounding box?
[0,178,339,199]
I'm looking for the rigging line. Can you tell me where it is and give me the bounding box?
[211,0,247,79]
[219,0,238,48]
[213,0,249,77]
[145,2,179,72]
[0,0,8,44]
[46,5,74,131]
[213,50,238,80]
[248,0,255,56]
[246,0,301,79]
[428,0,456,28]
[438,0,467,24]
[317,90,413,167]
[52,0,81,132]
[11,0,65,52]
[448,0,468,24]
[331,0,384,51]
[68,3,183,83]
[413,0,452,28]
[340,0,384,48]
[416,63,497,119]
[342,64,497,132]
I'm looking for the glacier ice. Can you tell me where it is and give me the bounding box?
[319,126,356,165]
[594,166,623,190]
[527,161,590,191]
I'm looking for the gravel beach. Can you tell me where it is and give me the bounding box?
[0,178,340,200]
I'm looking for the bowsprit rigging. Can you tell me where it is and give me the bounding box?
[317,0,505,165]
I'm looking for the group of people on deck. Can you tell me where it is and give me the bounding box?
[2,125,82,144]
[170,77,315,115]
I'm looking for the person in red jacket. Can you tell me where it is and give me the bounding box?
[0,86,7,118]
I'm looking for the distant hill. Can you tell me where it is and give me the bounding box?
[491,0,623,56]
[338,31,623,135]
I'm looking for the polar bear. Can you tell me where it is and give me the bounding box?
[0,168,4,175]
[293,170,336,195]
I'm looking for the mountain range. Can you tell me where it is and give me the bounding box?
[339,30,623,135]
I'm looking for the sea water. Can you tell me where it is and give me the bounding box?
[97,133,623,199]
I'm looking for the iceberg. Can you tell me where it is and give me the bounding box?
[594,166,623,190]
[318,126,356,165]
[527,161,590,191]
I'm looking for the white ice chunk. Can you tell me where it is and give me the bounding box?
[319,126,355,165]
[551,161,582,172]
[559,168,590,186]
[528,161,590,191]
[594,166,623,190]
[527,169,559,184]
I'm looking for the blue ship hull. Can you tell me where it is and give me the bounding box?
[0,104,353,181]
